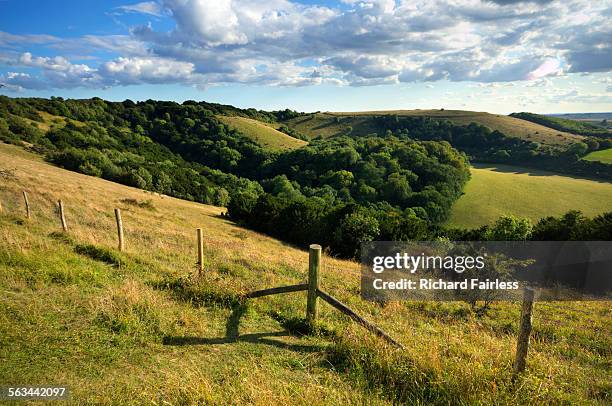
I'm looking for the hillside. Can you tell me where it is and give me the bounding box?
[217,115,307,151]
[1,142,610,404]
[448,164,612,228]
[511,112,611,137]
[583,148,612,165]
[285,110,583,146]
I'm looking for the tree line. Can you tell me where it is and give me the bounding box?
[1,96,610,258]
[369,115,612,180]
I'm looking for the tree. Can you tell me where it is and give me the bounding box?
[491,149,511,161]
[382,172,411,205]
[214,187,230,206]
[154,171,172,194]
[333,209,380,257]
[566,142,589,157]
[486,215,532,240]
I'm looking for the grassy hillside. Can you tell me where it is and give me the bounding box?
[448,164,612,228]
[1,143,610,404]
[511,112,611,137]
[583,148,612,164]
[285,110,583,146]
[218,115,307,151]
[10,110,84,133]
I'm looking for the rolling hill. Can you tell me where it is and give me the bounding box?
[448,163,612,228]
[510,112,611,137]
[217,115,307,151]
[284,110,584,146]
[1,142,610,404]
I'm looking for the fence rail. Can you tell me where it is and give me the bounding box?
[246,283,308,299]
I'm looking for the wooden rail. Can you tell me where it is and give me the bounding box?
[246,284,308,298]
[317,288,405,349]
[244,243,404,349]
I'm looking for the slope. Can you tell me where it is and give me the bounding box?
[583,148,612,164]
[285,110,583,146]
[448,163,612,228]
[218,115,307,151]
[511,112,611,137]
[0,143,610,404]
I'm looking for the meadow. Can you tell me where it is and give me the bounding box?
[448,164,612,228]
[1,142,610,404]
[217,115,307,151]
[583,148,612,165]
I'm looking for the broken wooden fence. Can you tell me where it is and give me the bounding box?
[245,244,405,349]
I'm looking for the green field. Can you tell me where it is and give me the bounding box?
[285,110,583,147]
[1,143,610,404]
[583,148,612,164]
[218,115,307,151]
[448,164,612,228]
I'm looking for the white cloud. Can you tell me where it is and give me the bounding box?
[0,0,610,91]
[99,57,195,84]
[117,1,163,16]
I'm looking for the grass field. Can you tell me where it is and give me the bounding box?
[1,143,610,404]
[448,164,612,228]
[218,115,307,151]
[285,110,583,146]
[583,148,612,164]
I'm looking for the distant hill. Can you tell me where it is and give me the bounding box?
[285,109,583,147]
[548,112,612,120]
[511,112,611,137]
[217,115,307,151]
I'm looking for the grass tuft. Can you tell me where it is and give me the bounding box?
[326,333,453,404]
[152,275,243,309]
[74,243,122,266]
[119,198,156,210]
[93,279,163,339]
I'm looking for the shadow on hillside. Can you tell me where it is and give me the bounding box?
[472,162,610,184]
[162,303,324,353]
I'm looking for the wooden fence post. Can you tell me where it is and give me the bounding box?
[22,191,30,219]
[58,200,68,231]
[514,287,535,377]
[114,208,124,251]
[306,244,321,323]
[196,228,204,275]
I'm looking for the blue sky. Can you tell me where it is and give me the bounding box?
[1,0,610,113]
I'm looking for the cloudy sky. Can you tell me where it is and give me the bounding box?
[0,0,610,113]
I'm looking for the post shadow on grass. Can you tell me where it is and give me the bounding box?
[162,303,325,353]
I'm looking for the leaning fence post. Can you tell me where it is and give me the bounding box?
[58,200,68,231]
[196,228,204,275]
[22,191,30,219]
[514,287,535,377]
[307,244,321,323]
[114,208,124,251]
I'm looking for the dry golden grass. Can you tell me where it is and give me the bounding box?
[218,115,308,151]
[286,110,583,146]
[0,142,610,405]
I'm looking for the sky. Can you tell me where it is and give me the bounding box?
[0,0,610,114]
